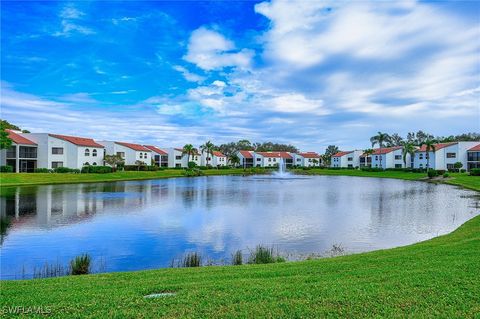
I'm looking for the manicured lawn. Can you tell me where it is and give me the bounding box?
[0,169,259,187]
[1,169,479,318]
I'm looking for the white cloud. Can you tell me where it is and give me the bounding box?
[53,5,94,37]
[173,65,205,83]
[184,27,254,71]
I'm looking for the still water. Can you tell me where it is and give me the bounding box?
[1,175,478,279]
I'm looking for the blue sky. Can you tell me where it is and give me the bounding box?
[1,0,479,151]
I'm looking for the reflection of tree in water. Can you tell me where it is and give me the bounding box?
[1,216,11,245]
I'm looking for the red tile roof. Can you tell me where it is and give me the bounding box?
[116,142,151,152]
[416,142,456,152]
[371,146,402,155]
[6,130,36,145]
[50,134,104,148]
[298,152,321,158]
[239,150,253,158]
[468,144,480,151]
[332,151,353,157]
[212,151,226,157]
[174,148,200,155]
[144,145,167,155]
[256,151,293,159]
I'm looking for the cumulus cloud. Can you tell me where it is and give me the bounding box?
[184,27,254,71]
[173,65,205,83]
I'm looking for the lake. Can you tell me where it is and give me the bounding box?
[1,175,478,279]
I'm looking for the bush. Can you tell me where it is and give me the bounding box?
[470,168,480,176]
[182,252,201,267]
[81,165,113,174]
[124,165,145,171]
[0,165,13,172]
[183,169,204,177]
[443,172,449,178]
[34,168,51,173]
[436,170,446,175]
[427,169,438,179]
[232,250,243,266]
[54,167,80,173]
[70,254,91,275]
[361,167,384,172]
[460,169,466,173]
[248,245,285,264]
[188,161,197,169]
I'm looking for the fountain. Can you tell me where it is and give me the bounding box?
[273,157,292,178]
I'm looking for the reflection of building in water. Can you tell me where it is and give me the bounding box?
[0,181,162,229]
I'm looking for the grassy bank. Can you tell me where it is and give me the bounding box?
[1,169,479,317]
[1,215,479,318]
[0,168,261,187]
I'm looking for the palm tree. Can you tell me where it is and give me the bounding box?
[200,141,215,167]
[422,139,436,170]
[370,132,391,169]
[362,148,374,168]
[402,142,416,168]
[229,154,240,167]
[182,144,197,166]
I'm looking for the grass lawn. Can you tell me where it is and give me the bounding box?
[0,168,259,187]
[1,169,479,317]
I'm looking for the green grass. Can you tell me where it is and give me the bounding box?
[0,168,259,187]
[1,169,479,317]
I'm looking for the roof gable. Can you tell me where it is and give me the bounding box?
[416,142,457,152]
[332,151,353,157]
[468,144,480,151]
[116,142,151,152]
[239,150,253,158]
[6,130,36,145]
[49,134,104,148]
[144,145,167,155]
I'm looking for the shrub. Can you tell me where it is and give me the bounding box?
[436,170,446,175]
[0,165,13,173]
[460,169,466,173]
[427,169,438,179]
[182,252,201,267]
[34,168,51,173]
[81,166,113,174]
[124,165,145,171]
[443,172,449,178]
[183,169,204,177]
[54,167,80,173]
[361,167,383,172]
[470,168,480,176]
[247,245,284,264]
[188,161,197,169]
[232,250,243,266]
[70,254,91,275]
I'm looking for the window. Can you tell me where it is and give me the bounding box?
[92,162,97,166]
[447,164,454,170]
[176,156,182,160]
[92,149,97,157]
[348,164,353,168]
[375,156,378,160]
[297,158,301,162]
[117,152,125,158]
[468,152,480,162]
[268,158,271,162]
[395,155,401,160]
[6,146,16,158]
[85,149,90,156]
[419,164,423,168]
[19,146,37,158]
[139,153,143,159]
[308,159,312,162]
[52,147,63,155]
[446,153,456,158]
[257,158,261,161]
[175,163,181,167]
[84,162,90,166]
[419,154,423,159]
[395,164,402,168]
[273,158,276,162]
[51,161,63,168]
[347,157,353,161]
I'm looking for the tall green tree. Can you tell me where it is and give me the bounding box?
[104,154,124,172]
[182,144,197,165]
[0,122,12,150]
[362,148,374,167]
[422,139,437,170]
[323,145,339,166]
[200,141,215,167]
[229,153,240,167]
[370,132,391,169]
[401,142,416,168]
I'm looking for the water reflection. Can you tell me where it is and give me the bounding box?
[0,175,478,279]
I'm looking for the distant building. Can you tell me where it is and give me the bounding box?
[369,146,410,169]
[237,150,254,168]
[144,145,168,167]
[294,152,322,167]
[0,130,38,172]
[166,148,200,168]
[467,144,480,170]
[413,142,478,170]
[98,141,151,166]
[22,133,104,170]
[201,150,227,167]
[330,150,363,168]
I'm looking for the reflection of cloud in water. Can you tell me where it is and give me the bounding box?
[0,175,478,279]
